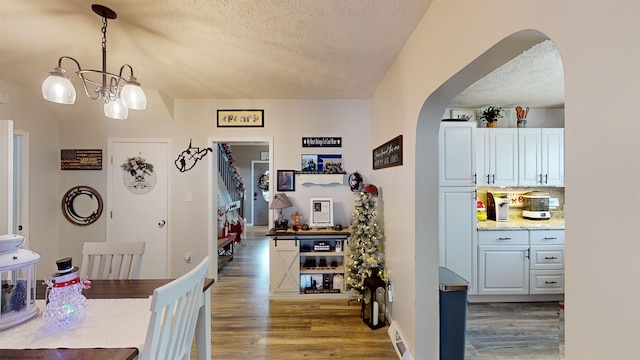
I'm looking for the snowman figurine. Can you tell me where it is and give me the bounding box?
[42,257,91,329]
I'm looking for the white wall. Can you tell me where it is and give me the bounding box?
[0,80,61,278]
[51,96,370,278]
[370,1,640,359]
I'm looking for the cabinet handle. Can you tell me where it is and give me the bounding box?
[486,174,490,184]
[543,237,558,240]
[526,248,530,259]
[473,173,477,184]
[544,256,558,260]
[497,237,512,240]
[538,174,543,183]
[491,174,495,184]
[544,174,548,184]
[544,281,558,284]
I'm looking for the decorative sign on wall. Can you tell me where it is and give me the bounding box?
[175,139,212,172]
[121,156,156,195]
[302,137,342,148]
[60,149,102,170]
[300,154,344,173]
[372,135,403,170]
[217,109,264,127]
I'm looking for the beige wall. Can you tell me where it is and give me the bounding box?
[371,0,640,359]
[0,80,61,277]
[1,86,371,278]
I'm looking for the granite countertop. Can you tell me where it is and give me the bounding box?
[477,214,565,230]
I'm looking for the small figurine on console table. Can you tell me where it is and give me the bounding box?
[291,211,303,230]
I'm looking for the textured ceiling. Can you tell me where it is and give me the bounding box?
[0,1,563,107]
[449,40,565,109]
[0,0,431,100]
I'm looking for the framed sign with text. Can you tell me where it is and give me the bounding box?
[217,109,264,127]
[372,135,403,170]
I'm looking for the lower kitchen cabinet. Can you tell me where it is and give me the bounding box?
[477,229,565,296]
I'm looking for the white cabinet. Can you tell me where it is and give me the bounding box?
[269,230,350,299]
[438,187,478,294]
[518,129,564,186]
[477,230,529,295]
[269,238,300,295]
[439,122,476,187]
[475,128,518,186]
[529,229,565,294]
[477,229,565,296]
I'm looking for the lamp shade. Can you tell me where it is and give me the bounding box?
[121,80,147,110]
[270,193,293,210]
[104,97,129,120]
[41,69,76,104]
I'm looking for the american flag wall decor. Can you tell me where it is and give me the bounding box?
[60,149,102,170]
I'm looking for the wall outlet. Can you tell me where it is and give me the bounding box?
[186,192,193,202]
[184,252,192,263]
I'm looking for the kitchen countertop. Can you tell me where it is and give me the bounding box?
[477,215,565,230]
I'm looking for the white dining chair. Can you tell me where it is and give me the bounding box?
[80,241,146,280]
[140,256,210,360]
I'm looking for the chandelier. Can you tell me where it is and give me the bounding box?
[41,4,146,120]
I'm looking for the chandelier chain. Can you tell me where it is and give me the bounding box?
[101,17,107,51]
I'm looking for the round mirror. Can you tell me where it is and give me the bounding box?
[61,185,103,226]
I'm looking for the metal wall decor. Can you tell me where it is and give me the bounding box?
[121,156,156,195]
[175,139,212,172]
[61,185,103,226]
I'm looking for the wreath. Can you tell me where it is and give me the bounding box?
[258,173,269,191]
[121,156,154,175]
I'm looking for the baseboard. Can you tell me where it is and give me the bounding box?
[387,321,413,360]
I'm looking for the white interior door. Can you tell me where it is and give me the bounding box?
[108,139,170,279]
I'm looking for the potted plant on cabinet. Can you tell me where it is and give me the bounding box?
[480,106,503,128]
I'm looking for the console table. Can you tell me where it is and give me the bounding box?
[267,228,350,299]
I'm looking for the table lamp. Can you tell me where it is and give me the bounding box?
[270,193,293,230]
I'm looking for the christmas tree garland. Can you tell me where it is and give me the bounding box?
[346,188,385,294]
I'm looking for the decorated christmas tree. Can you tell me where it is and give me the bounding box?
[346,185,385,295]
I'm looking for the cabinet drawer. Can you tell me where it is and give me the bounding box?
[529,230,564,245]
[530,270,564,294]
[478,230,528,245]
[530,246,564,269]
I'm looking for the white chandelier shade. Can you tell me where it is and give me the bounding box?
[41,4,146,119]
[41,68,76,105]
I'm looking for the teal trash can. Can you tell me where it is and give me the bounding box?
[439,267,468,360]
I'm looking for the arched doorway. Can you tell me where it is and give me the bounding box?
[414,29,563,357]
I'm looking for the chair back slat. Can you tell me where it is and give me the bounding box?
[80,242,146,280]
[141,257,209,360]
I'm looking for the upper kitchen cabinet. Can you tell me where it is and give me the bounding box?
[519,129,564,186]
[439,122,476,187]
[475,128,519,186]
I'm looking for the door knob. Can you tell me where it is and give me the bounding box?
[158,220,166,228]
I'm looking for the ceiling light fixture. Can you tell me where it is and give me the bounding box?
[41,4,146,120]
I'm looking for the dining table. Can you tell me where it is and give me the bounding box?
[0,278,214,360]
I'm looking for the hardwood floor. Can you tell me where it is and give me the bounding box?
[205,226,565,359]
[209,226,398,359]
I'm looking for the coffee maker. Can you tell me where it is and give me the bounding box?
[486,192,510,222]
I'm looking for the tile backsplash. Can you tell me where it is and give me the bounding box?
[477,186,564,210]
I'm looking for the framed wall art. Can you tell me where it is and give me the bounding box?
[373,135,403,170]
[450,109,476,122]
[217,109,264,127]
[276,170,295,191]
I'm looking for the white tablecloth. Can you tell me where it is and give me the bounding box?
[0,298,151,350]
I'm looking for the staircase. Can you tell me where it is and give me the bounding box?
[217,143,245,219]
